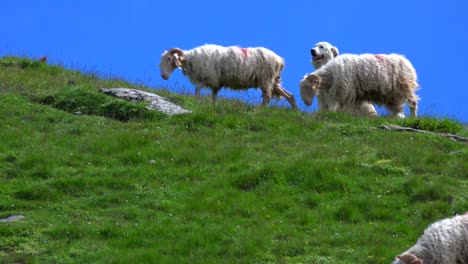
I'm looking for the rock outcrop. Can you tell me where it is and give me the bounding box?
[100,88,191,116]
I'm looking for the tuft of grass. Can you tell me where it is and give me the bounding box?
[0,56,48,69]
[33,85,165,121]
[13,184,58,201]
[394,117,463,134]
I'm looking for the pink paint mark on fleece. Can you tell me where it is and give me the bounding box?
[374,54,386,62]
[238,47,249,57]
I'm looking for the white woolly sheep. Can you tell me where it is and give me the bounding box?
[392,213,468,264]
[159,44,298,110]
[310,42,378,117]
[300,53,420,118]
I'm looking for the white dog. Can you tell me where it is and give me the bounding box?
[310,41,339,69]
[309,42,378,117]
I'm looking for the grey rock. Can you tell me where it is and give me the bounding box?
[0,215,25,222]
[100,88,191,116]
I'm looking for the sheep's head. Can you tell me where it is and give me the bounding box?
[159,48,185,80]
[392,254,423,264]
[299,73,321,106]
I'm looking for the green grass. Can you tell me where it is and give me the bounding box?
[0,56,467,263]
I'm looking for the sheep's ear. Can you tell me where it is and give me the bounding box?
[173,54,183,69]
[331,47,339,57]
[306,74,320,91]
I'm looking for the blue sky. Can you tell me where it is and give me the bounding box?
[2,1,467,122]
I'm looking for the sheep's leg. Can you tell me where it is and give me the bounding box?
[338,104,355,115]
[408,98,418,117]
[327,102,339,112]
[261,90,272,107]
[274,84,298,110]
[195,85,203,98]
[317,96,328,111]
[211,87,221,105]
[387,103,405,118]
[317,96,339,112]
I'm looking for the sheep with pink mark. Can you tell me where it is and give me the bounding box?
[300,53,420,118]
[159,44,298,110]
[310,41,378,117]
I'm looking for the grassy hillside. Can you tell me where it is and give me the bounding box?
[0,56,467,264]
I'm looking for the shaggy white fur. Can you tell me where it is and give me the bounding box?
[393,213,468,264]
[310,41,339,69]
[159,44,297,110]
[309,41,378,117]
[300,53,420,118]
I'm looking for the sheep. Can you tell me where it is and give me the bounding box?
[300,53,420,118]
[159,44,298,110]
[309,42,378,117]
[392,213,468,264]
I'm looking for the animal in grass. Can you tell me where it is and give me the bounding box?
[159,44,298,110]
[310,41,378,117]
[299,53,420,118]
[392,212,468,264]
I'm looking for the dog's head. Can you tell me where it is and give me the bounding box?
[310,42,339,69]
